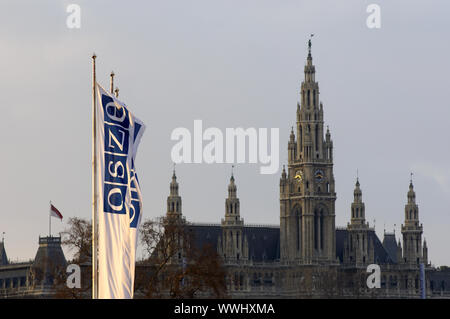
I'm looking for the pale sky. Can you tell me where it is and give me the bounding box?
[1,1,449,266]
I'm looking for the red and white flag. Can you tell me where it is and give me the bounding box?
[50,204,63,220]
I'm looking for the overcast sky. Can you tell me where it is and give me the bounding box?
[1,1,449,266]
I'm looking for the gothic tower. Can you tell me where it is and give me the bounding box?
[218,173,248,262]
[401,178,426,265]
[280,39,336,264]
[344,178,374,266]
[165,169,186,264]
[167,169,182,219]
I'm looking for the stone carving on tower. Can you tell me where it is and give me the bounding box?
[280,39,336,264]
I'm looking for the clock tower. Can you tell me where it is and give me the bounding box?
[280,39,336,264]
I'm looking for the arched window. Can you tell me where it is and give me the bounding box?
[319,209,324,250]
[315,125,319,151]
[294,206,302,251]
[300,126,303,150]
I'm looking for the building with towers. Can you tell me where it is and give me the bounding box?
[159,39,450,298]
[1,39,449,298]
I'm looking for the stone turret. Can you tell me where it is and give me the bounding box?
[345,177,373,266]
[219,172,248,262]
[401,177,425,265]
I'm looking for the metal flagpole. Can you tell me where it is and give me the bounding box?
[49,201,51,237]
[110,71,114,94]
[92,53,98,299]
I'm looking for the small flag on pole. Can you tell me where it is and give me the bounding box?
[50,203,63,220]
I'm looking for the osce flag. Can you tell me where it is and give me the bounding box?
[95,84,145,299]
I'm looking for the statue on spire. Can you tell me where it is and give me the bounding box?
[308,34,314,55]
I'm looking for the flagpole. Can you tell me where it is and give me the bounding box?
[110,71,114,94]
[49,201,51,237]
[92,53,98,299]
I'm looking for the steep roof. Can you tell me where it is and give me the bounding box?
[32,236,67,285]
[188,224,280,262]
[382,232,399,263]
[189,224,396,265]
[0,241,8,265]
[336,228,395,264]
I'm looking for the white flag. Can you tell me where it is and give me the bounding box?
[95,84,145,299]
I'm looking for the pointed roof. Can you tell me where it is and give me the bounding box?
[228,167,237,199]
[382,232,398,263]
[0,241,8,265]
[407,172,416,204]
[32,236,67,285]
[169,167,179,196]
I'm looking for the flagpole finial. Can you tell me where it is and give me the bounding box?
[114,87,119,98]
[110,71,115,94]
[92,53,97,60]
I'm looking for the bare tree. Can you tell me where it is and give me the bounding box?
[55,217,92,298]
[61,217,92,263]
[137,216,227,298]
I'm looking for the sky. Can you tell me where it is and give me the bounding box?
[0,1,449,266]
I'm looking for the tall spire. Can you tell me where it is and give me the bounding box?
[167,168,182,217]
[350,175,366,225]
[407,174,416,205]
[304,35,316,84]
[170,167,179,196]
[228,168,237,199]
[401,177,424,264]
[224,169,242,223]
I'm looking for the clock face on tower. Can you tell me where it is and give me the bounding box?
[315,169,324,183]
[294,170,303,182]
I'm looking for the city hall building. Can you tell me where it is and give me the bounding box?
[1,42,450,298]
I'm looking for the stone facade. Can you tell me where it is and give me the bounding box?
[167,41,450,298]
[1,40,450,299]
[0,236,66,298]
